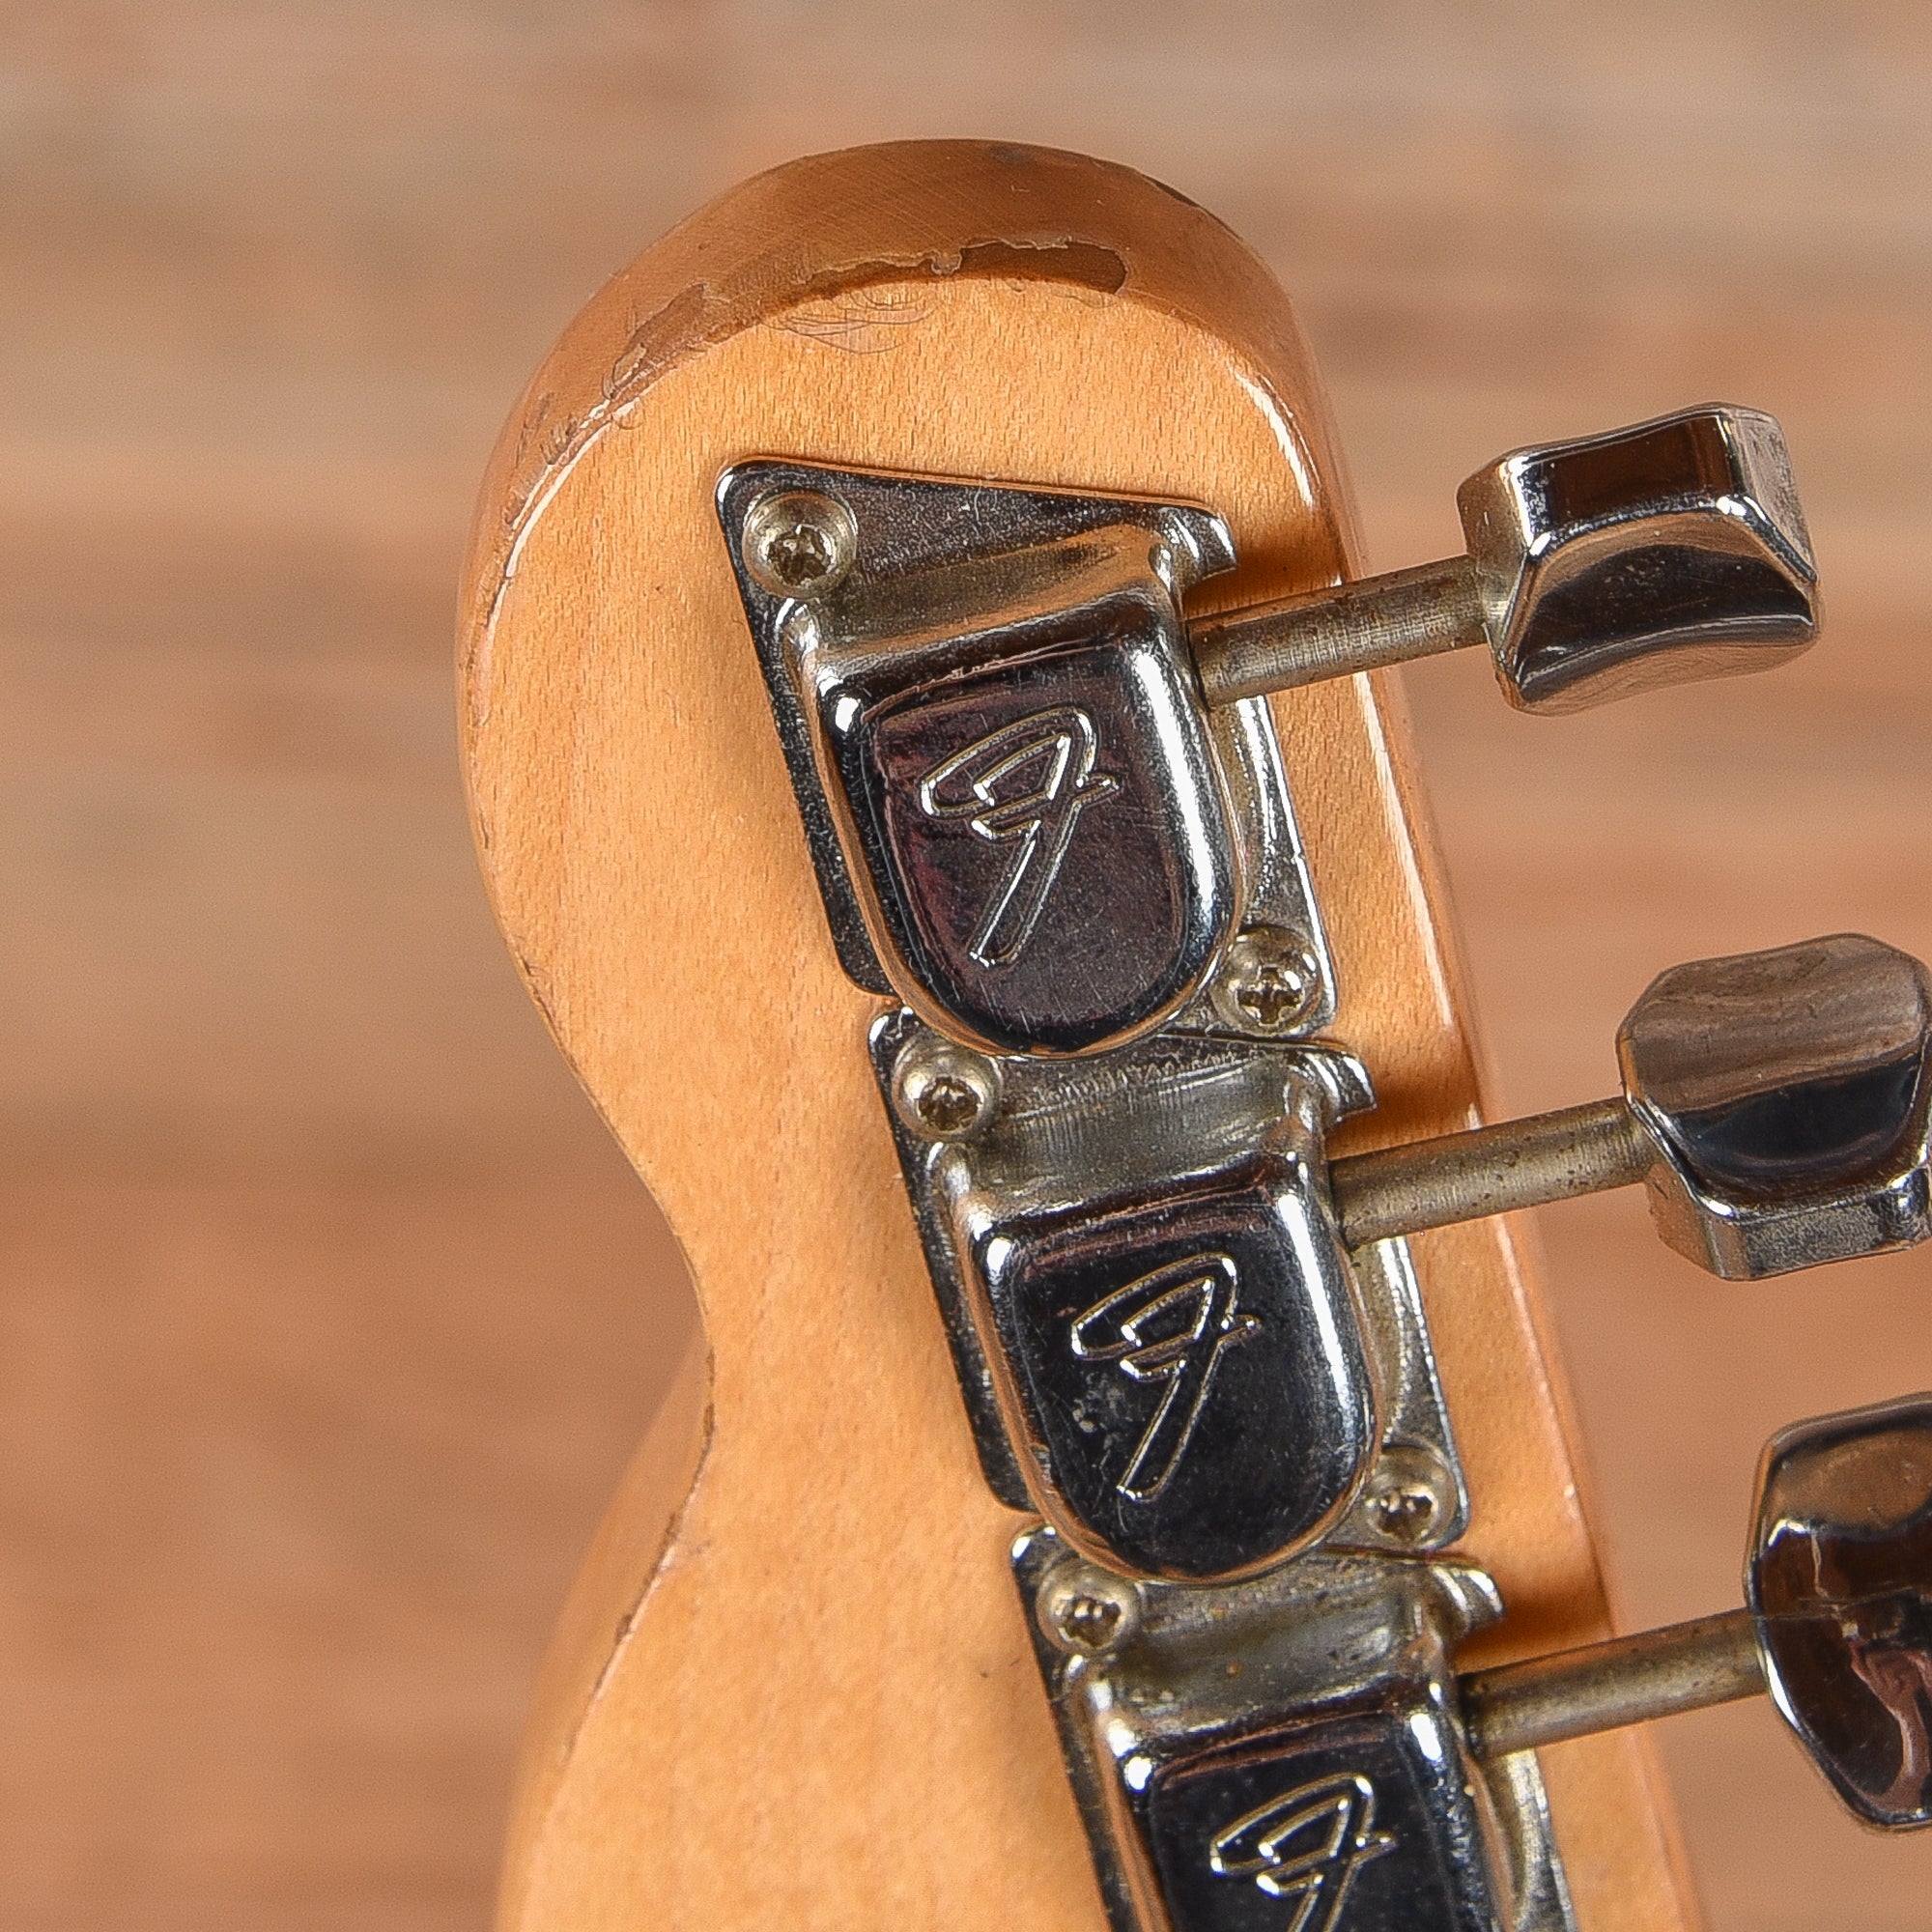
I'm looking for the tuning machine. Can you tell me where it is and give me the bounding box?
[870,928,1932,1589]
[1192,403,1818,715]
[1331,930,1932,1278]
[1469,1392,1932,1831]
[1023,1394,1932,1932]
[721,405,1815,1063]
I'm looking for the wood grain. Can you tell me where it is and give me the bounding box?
[461,140,1690,1932]
[5,8,1930,1931]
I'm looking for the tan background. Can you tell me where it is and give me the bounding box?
[3,4,1929,1929]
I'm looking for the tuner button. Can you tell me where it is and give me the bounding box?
[1456,405,1819,714]
[1617,933,1932,1279]
[1748,1394,1932,1830]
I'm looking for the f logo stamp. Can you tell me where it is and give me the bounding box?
[916,705,1120,968]
[1208,1773,1396,1932]
[1068,1253,1261,1503]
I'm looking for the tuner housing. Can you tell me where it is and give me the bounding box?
[1015,1530,1577,1932]
[718,458,1339,1058]
[869,1009,1473,1584]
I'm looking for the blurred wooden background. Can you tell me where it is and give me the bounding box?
[2,4,1929,1928]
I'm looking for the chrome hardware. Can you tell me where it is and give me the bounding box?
[1623,935,1932,1274]
[889,1033,1003,1142]
[1330,1098,1650,1248]
[1028,1395,1932,1932]
[1329,933,1932,1278]
[720,422,1810,1050]
[1208,924,1324,1036]
[1750,1392,1932,1829]
[1036,1556,1145,1659]
[1190,405,1818,715]
[870,1011,1467,1581]
[719,428,1812,1050]
[716,443,1883,1927]
[719,461,1335,1058]
[1356,1441,1463,1550]
[1463,1613,1767,1760]
[1464,1393,1932,1833]
[739,488,858,598]
[1017,1532,1577,1932]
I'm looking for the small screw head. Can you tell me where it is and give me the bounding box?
[1361,1444,1459,1549]
[1209,926,1322,1037]
[891,1036,1003,1143]
[741,490,858,599]
[1037,1561,1141,1658]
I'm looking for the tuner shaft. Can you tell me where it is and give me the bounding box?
[1329,1096,1651,1250]
[1190,554,1486,706]
[1461,1610,1765,1760]
[1324,931,1932,1279]
[1186,404,1816,715]
[1463,1391,1932,1834]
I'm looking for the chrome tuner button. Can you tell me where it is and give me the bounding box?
[1619,932,1932,1277]
[1328,931,1932,1281]
[1748,1394,1932,1830]
[1462,1392,1932,1835]
[1457,405,1818,712]
[1189,404,1819,716]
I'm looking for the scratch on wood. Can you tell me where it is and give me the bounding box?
[607,281,716,402]
[475,233,1131,652]
[778,289,931,354]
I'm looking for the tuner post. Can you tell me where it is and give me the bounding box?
[1328,931,1932,1279]
[1463,1611,1766,1760]
[1191,553,1489,701]
[1330,1095,1651,1249]
[1189,403,1819,715]
[1462,1393,1932,1833]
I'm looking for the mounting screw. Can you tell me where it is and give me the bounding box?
[1209,926,1322,1036]
[891,1035,1003,1143]
[1360,1443,1459,1549]
[741,490,858,599]
[1037,1560,1141,1658]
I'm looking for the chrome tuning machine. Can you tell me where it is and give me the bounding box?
[1022,1394,1932,1932]
[867,929,1932,1589]
[1333,930,1932,1277]
[1192,403,1818,715]
[713,404,1910,1932]
[1464,1391,1932,1833]
[721,404,1816,1063]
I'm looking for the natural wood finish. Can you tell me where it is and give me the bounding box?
[460,142,1692,1932]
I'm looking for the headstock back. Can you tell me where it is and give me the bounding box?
[461,141,1696,1932]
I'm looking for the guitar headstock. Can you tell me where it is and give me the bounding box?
[460,141,1927,1932]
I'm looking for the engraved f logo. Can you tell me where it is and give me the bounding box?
[916,706,1120,968]
[1208,1774,1395,1932]
[1068,1254,1260,1503]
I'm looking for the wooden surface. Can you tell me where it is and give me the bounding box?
[4,7,1930,1931]
[459,139,1688,1932]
